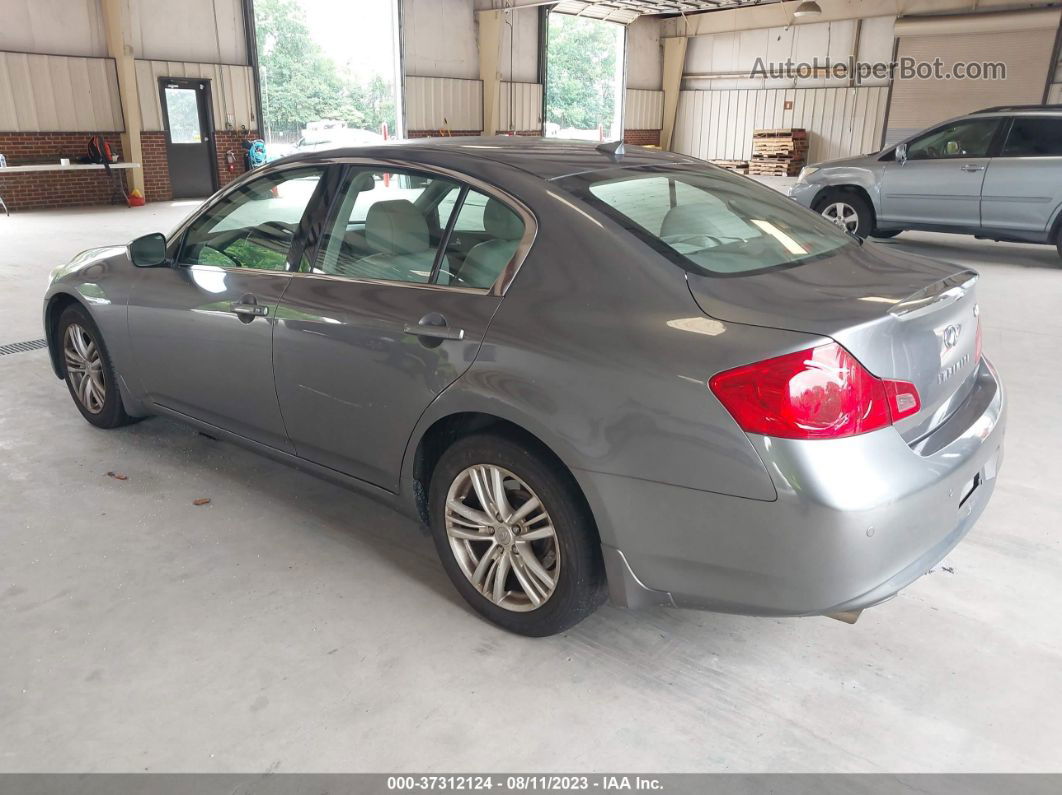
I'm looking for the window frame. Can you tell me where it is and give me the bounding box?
[998,115,1062,159]
[296,158,537,296]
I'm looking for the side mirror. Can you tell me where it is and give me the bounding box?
[129,233,168,267]
[895,143,908,164]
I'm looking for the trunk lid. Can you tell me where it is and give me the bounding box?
[687,245,981,443]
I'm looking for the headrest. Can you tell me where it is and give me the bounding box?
[483,198,524,241]
[660,204,707,239]
[365,200,429,255]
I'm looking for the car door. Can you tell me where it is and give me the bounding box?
[980,115,1062,237]
[879,116,1004,228]
[272,164,532,491]
[128,165,329,451]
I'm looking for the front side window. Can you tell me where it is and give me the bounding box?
[1002,117,1062,157]
[179,167,324,270]
[561,166,853,276]
[313,168,524,289]
[906,118,1001,160]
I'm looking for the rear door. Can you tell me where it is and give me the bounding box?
[273,164,531,491]
[980,115,1062,236]
[128,166,327,451]
[879,116,1003,228]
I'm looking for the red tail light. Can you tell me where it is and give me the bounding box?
[708,342,921,440]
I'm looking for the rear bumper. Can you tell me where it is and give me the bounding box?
[585,357,1006,616]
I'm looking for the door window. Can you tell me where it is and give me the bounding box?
[1001,117,1062,157]
[312,169,461,284]
[436,189,525,288]
[164,87,202,143]
[179,168,324,270]
[906,118,1001,160]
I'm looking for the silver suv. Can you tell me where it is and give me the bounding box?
[789,105,1062,258]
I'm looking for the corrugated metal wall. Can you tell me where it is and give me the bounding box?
[0,51,123,132]
[499,82,543,132]
[673,86,889,164]
[625,89,663,129]
[136,60,256,132]
[404,76,483,131]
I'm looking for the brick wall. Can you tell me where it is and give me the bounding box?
[0,132,128,211]
[140,129,259,203]
[139,131,171,202]
[623,129,661,147]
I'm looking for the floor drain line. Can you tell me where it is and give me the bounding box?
[0,339,48,356]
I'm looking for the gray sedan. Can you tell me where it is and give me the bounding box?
[44,138,1005,636]
[790,105,1062,257]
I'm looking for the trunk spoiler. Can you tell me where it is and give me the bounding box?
[889,270,978,319]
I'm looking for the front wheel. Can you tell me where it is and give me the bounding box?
[1056,226,1062,260]
[428,434,606,636]
[814,190,873,238]
[871,229,901,239]
[57,304,135,429]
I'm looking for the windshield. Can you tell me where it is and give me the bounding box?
[559,165,855,276]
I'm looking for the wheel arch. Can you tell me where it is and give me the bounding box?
[43,291,87,378]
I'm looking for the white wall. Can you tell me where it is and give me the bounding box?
[0,0,107,57]
[0,0,248,64]
[131,0,248,64]
[682,18,892,90]
[498,7,539,84]
[673,86,889,163]
[402,0,479,79]
[136,60,256,131]
[0,51,123,131]
[626,16,662,90]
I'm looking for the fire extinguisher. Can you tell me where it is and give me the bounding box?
[225,150,237,173]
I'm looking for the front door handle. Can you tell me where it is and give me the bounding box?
[405,313,465,342]
[961,163,985,172]
[231,303,268,317]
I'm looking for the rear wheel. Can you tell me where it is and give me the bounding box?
[57,304,135,429]
[814,190,873,238]
[428,434,606,636]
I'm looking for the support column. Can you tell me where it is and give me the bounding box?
[659,36,687,152]
[479,9,505,136]
[101,0,145,194]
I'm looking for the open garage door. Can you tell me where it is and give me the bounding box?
[885,8,1062,145]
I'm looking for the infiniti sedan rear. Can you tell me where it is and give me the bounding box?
[44,139,1005,635]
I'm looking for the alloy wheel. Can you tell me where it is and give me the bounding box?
[444,465,560,612]
[64,323,106,414]
[821,201,860,233]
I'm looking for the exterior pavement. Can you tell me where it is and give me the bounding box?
[1,196,1060,772]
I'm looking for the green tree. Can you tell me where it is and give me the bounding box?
[254,0,367,136]
[546,14,620,130]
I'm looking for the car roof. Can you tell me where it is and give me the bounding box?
[970,104,1062,116]
[268,136,703,182]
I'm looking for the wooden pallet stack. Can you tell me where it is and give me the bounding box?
[748,128,809,177]
[710,159,749,175]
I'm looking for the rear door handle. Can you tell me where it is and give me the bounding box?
[961,163,985,172]
[405,313,465,342]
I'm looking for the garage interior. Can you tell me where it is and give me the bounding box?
[2,0,1062,776]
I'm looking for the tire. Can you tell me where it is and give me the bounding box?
[813,189,873,238]
[1056,227,1062,260]
[871,229,901,239]
[56,304,135,429]
[428,433,606,636]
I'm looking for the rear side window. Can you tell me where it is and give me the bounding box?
[562,166,853,276]
[1002,117,1062,157]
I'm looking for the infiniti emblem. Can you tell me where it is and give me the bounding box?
[943,324,960,350]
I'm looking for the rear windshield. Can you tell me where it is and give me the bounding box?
[558,165,854,276]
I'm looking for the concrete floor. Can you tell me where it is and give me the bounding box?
[1,200,1061,773]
